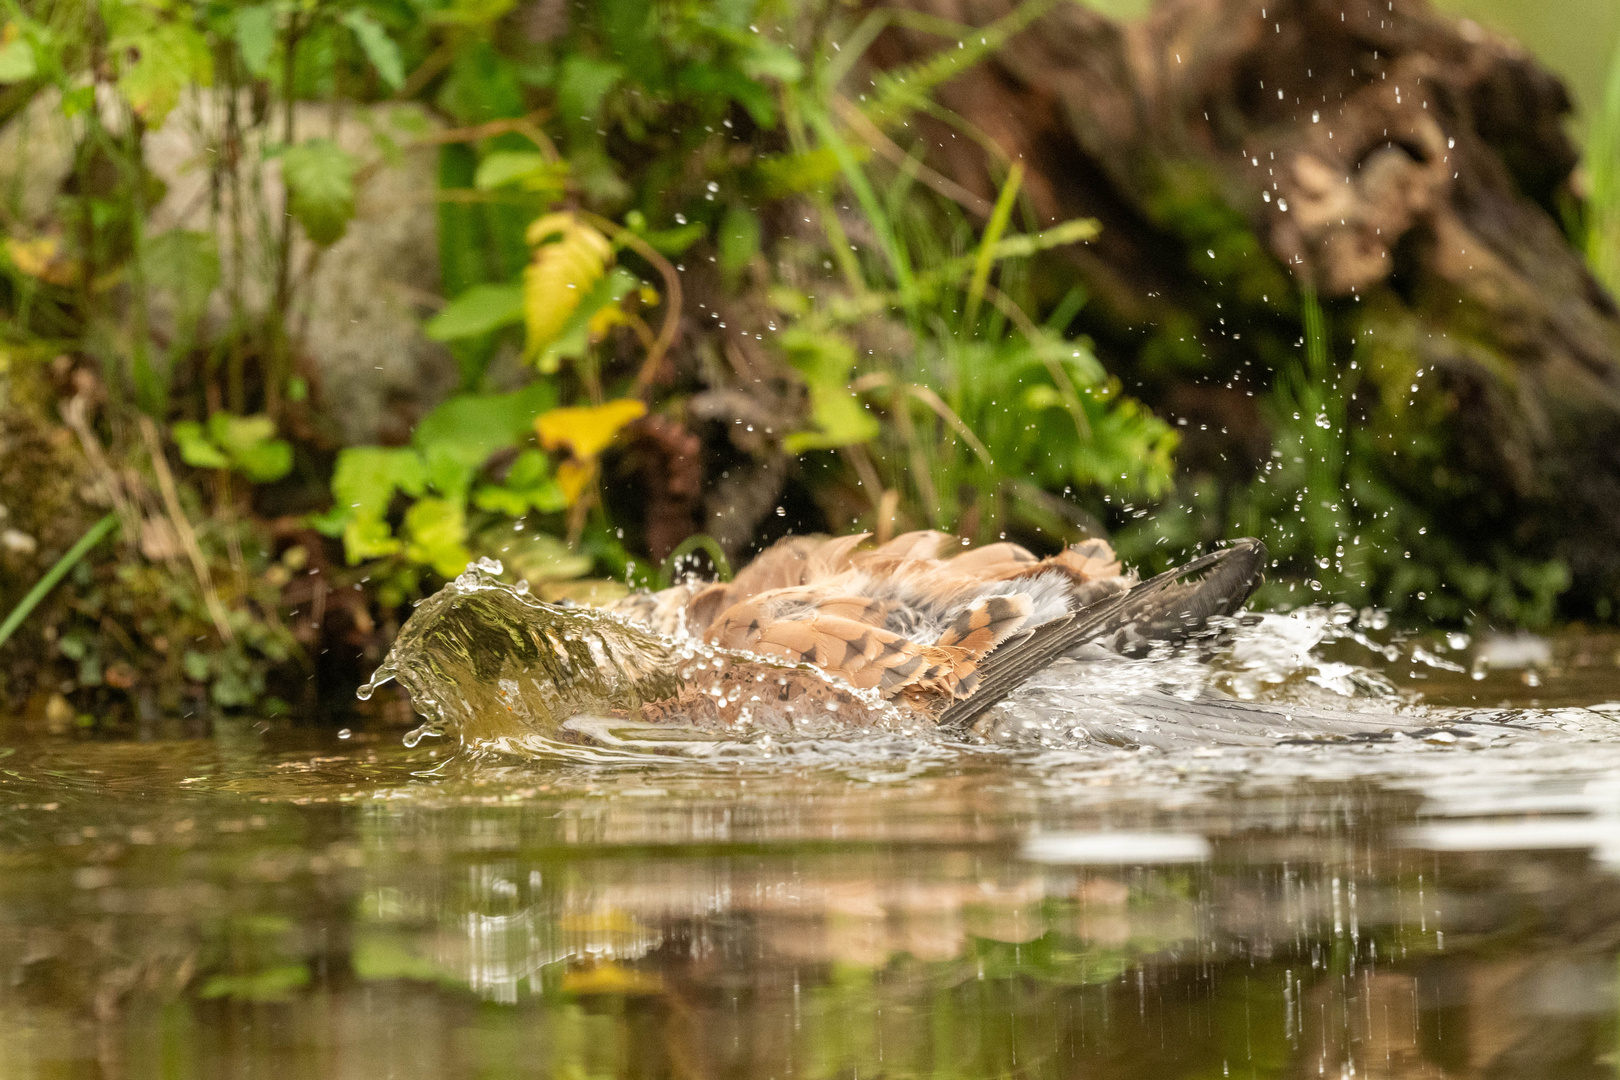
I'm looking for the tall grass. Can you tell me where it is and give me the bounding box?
[1587,40,1620,294]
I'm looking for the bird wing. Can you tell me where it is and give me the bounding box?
[709,602,952,695]
[934,539,1267,730]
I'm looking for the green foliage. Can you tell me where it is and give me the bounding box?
[1586,41,1620,294]
[1117,291,1571,628]
[313,382,566,578]
[173,414,293,483]
[280,139,359,247]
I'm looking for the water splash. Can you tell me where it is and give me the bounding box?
[363,563,910,757]
[363,566,1601,769]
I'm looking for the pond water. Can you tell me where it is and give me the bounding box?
[6,606,1620,1078]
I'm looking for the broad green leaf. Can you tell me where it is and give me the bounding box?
[403,497,471,577]
[783,386,879,454]
[342,517,402,562]
[342,10,403,90]
[281,139,358,246]
[633,221,705,256]
[473,151,567,192]
[319,446,427,563]
[424,282,523,341]
[411,381,555,464]
[172,421,230,469]
[557,55,625,126]
[232,5,275,78]
[472,449,567,516]
[113,19,212,124]
[740,40,802,84]
[0,36,37,82]
[206,413,293,483]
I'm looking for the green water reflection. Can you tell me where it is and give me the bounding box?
[2,686,1620,1078]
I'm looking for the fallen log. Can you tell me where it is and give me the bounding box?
[868,0,1620,618]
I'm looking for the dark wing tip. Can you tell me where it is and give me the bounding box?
[937,539,1267,732]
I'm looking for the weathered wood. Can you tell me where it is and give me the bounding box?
[869,0,1620,612]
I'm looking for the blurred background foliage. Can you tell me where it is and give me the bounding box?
[0,0,1616,723]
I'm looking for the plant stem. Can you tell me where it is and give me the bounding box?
[0,514,119,651]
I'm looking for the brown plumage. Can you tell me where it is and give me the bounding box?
[604,531,1266,731]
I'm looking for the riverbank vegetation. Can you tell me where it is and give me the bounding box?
[2,0,1617,725]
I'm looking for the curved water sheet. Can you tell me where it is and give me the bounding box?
[361,561,912,762]
[366,567,1620,789]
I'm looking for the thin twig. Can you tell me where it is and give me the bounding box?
[62,396,141,546]
[138,417,236,643]
[578,210,685,397]
[412,110,559,160]
[904,384,995,470]
[985,285,1093,442]
[831,95,995,218]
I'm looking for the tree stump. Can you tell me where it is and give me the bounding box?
[868,0,1620,619]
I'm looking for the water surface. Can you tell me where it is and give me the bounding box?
[5,607,1620,1078]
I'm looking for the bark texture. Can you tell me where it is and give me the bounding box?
[869,0,1620,610]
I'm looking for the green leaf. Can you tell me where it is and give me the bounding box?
[206,413,293,483]
[280,139,358,246]
[172,421,230,469]
[633,221,705,256]
[718,205,760,281]
[779,328,878,453]
[319,446,427,562]
[557,55,625,126]
[342,517,402,562]
[784,386,880,454]
[424,282,524,341]
[112,18,212,124]
[232,5,275,78]
[535,266,639,371]
[403,497,471,577]
[473,151,567,193]
[472,449,567,516]
[411,382,555,465]
[342,10,403,90]
[740,41,802,84]
[0,37,37,83]
[752,147,848,199]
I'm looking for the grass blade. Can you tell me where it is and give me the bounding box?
[0,513,120,650]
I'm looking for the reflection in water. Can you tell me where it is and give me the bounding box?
[2,613,1620,1076]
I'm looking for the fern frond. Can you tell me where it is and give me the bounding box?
[522,212,613,361]
[861,0,1057,131]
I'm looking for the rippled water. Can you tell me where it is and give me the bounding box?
[5,589,1620,1078]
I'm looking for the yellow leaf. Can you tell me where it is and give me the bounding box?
[535,399,647,460]
[554,458,596,506]
[522,212,612,359]
[586,302,632,341]
[560,962,664,997]
[6,236,79,286]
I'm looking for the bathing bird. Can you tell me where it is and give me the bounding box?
[602,531,1266,732]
